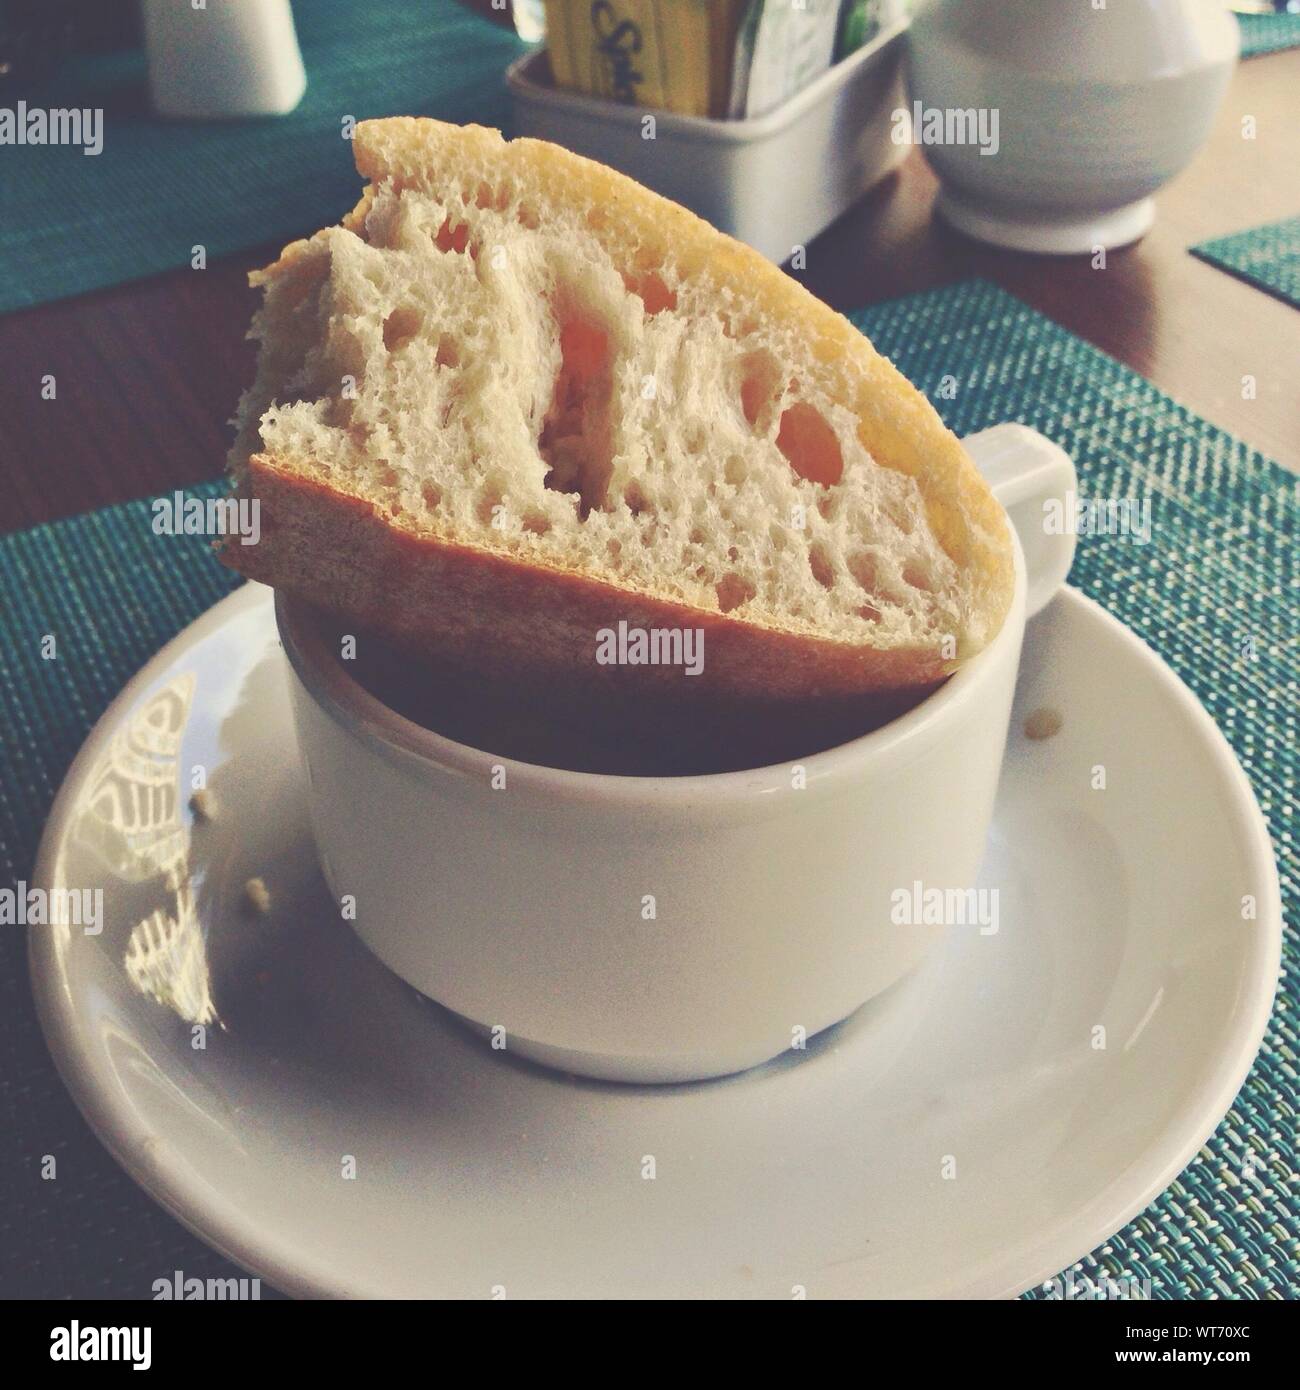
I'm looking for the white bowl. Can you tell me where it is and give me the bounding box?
[508,18,911,263]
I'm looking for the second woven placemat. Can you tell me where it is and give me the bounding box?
[0,0,524,314]
[1193,215,1300,309]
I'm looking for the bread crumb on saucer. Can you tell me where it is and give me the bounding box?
[1023,707,1064,741]
[243,877,272,915]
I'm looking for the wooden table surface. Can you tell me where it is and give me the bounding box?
[0,31,1295,539]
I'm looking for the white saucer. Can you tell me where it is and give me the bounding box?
[30,582,1280,1299]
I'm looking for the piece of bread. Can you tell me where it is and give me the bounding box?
[222,118,1014,700]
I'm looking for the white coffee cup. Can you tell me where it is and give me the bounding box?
[277,424,1076,1083]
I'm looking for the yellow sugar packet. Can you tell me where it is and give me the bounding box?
[543,0,748,119]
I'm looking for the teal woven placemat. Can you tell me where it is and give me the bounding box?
[1193,215,1300,309]
[0,278,1295,1298]
[1239,11,1300,58]
[0,0,524,315]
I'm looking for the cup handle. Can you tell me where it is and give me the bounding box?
[961,423,1078,619]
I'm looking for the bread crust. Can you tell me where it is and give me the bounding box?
[223,118,1014,701]
[224,453,951,698]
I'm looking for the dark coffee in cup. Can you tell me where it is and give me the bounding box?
[333,618,934,777]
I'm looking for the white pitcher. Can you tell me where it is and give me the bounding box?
[906,0,1240,252]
